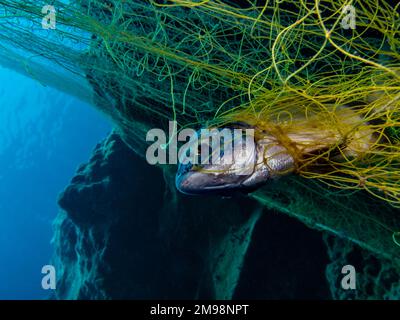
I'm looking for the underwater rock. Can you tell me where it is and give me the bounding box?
[52,132,337,300]
[54,131,399,300]
[52,132,264,299]
[234,211,332,300]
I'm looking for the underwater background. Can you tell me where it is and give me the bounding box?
[0,0,399,300]
[0,66,110,299]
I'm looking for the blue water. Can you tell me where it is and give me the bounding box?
[0,66,111,299]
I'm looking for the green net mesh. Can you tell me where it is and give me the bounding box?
[1,0,400,264]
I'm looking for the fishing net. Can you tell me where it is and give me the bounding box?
[324,234,400,299]
[1,0,400,263]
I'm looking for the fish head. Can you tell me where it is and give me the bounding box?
[175,127,295,195]
[175,127,257,194]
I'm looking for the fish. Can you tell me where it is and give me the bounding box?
[175,127,296,195]
[175,108,376,195]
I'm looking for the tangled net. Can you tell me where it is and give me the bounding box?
[1,0,400,261]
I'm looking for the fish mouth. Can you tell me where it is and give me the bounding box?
[175,163,252,195]
[175,163,198,195]
[175,170,230,195]
[175,171,196,195]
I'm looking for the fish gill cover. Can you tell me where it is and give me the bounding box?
[0,0,400,267]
